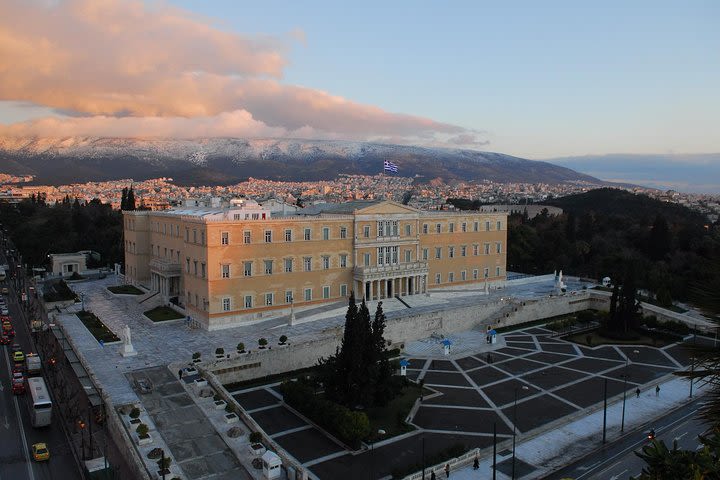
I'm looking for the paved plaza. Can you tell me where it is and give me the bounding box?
[227,325,692,479]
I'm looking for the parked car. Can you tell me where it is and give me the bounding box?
[12,350,24,363]
[31,443,49,462]
[1,287,9,295]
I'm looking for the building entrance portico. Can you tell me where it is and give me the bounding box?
[359,272,427,301]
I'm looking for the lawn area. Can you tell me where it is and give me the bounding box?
[365,382,423,440]
[143,306,184,322]
[76,310,120,343]
[565,329,675,348]
[107,285,144,295]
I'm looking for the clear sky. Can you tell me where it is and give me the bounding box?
[1,0,718,158]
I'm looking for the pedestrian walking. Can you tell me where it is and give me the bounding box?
[636,387,641,398]
[430,471,436,480]
[656,385,660,397]
[178,369,183,380]
[445,463,450,478]
[473,455,479,470]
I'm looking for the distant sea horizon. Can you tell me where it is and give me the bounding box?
[543,153,720,194]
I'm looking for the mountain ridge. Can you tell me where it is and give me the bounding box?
[0,136,603,186]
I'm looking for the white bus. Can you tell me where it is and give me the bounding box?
[27,377,52,427]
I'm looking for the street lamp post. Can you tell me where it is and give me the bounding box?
[602,378,608,444]
[690,357,695,398]
[621,349,639,433]
[370,429,386,480]
[511,385,529,480]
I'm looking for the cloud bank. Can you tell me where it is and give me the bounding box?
[0,0,483,147]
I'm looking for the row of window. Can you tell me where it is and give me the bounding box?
[434,267,502,284]
[188,254,351,278]
[217,219,503,246]
[422,242,502,260]
[212,284,350,311]
[183,241,503,278]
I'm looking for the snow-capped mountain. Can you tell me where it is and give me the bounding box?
[0,137,601,186]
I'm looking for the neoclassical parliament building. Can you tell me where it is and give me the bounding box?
[123,198,507,330]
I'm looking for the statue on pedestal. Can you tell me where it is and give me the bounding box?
[121,324,137,357]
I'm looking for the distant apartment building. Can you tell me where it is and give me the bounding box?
[123,198,507,330]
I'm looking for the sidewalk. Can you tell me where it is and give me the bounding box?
[443,376,709,480]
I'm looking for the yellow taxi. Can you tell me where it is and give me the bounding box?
[32,443,50,462]
[12,350,24,363]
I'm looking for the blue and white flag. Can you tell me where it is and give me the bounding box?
[383,160,398,173]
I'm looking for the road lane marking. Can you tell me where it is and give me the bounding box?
[609,469,628,480]
[674,432,688,442]
[3,349,35,480]
[576,403,703,479]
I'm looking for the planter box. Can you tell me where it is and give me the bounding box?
[214,400,227,410]
[155,469,171,480]
[215,354,225,360]
[128,418,142,427]
[137,433,153,446]
[184,367,198,376]
[248,443,266,456]
[194,378,208,389]
[192,358,202,364]
[224,413,239,424]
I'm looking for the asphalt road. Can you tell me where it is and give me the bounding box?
[545,396,709,480]
[0,253,82,479]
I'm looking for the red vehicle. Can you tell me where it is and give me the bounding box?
[0,334,9,345]
[11,371,25,394]
[5,328,14,338]
[1,321,11,333]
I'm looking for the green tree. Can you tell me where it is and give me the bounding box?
[126,186,136,211]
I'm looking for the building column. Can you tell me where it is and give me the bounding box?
[424,275,428,293]
[404,276,409,296]
[370,280,375,301]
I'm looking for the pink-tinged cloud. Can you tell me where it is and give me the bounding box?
[0,0,486,147]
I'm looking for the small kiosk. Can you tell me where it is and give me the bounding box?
[262,450,282,479]
[486,329,497,344]
[442,338,452,356]
[399,359,410,377]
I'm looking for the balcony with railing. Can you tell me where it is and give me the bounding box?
[149,257,182,276]
[353,261,428,281]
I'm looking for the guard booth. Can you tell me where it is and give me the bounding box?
[442,338,452,356]
[486,327,497,344]
[399,359,409,376]
[262,450,282,479]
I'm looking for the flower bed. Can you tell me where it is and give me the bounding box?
[76,310,120,343]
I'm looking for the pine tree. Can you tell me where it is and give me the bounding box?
[371,302,393,406]
[120,187,128,210]
[126,187,136,211]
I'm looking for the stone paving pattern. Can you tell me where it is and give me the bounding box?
[228,325,692,479]
[129,367,250,480]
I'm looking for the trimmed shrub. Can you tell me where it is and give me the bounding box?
[280,380,370,448]
[129,407,140,419]
[258,338,268,348]
[136,423,149,437]
[236,342,245,353]
[157,457,172,470]
[249,431,263,444]
[215,347,224,356]
[279,335,288,345]
[192,352,201,360]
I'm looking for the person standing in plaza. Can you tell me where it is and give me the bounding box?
[430,471,436,480]
[445,463,450,478]
[656,385,660,397]
[636,387,641,398]
[473,454,479,470]
[178,369,183,379]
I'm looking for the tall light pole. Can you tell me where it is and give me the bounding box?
[602,377,608,444]
[690,357,695,398]
[621,349,639,433]
[512,385,529,480]
[370,429,386,480]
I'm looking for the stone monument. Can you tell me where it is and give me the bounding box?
[121,324,137,357]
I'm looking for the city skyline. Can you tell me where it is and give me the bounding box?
[0,0,718,160]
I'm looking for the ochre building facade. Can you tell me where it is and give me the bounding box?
[123,199,507,330]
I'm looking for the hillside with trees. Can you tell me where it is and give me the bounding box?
[504,188,719,309]
[0,195,123,270]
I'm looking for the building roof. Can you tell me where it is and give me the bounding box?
[295,200,382,215]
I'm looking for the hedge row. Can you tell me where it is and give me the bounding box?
[280,380,370,448]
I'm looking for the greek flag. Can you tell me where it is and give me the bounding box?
[383,160,398,173]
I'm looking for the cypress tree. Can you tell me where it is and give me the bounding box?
[126,187,136,211]
[120,187,128,210]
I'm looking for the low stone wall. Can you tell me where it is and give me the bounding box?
[105,397,152,480]
[207,293,599,385]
